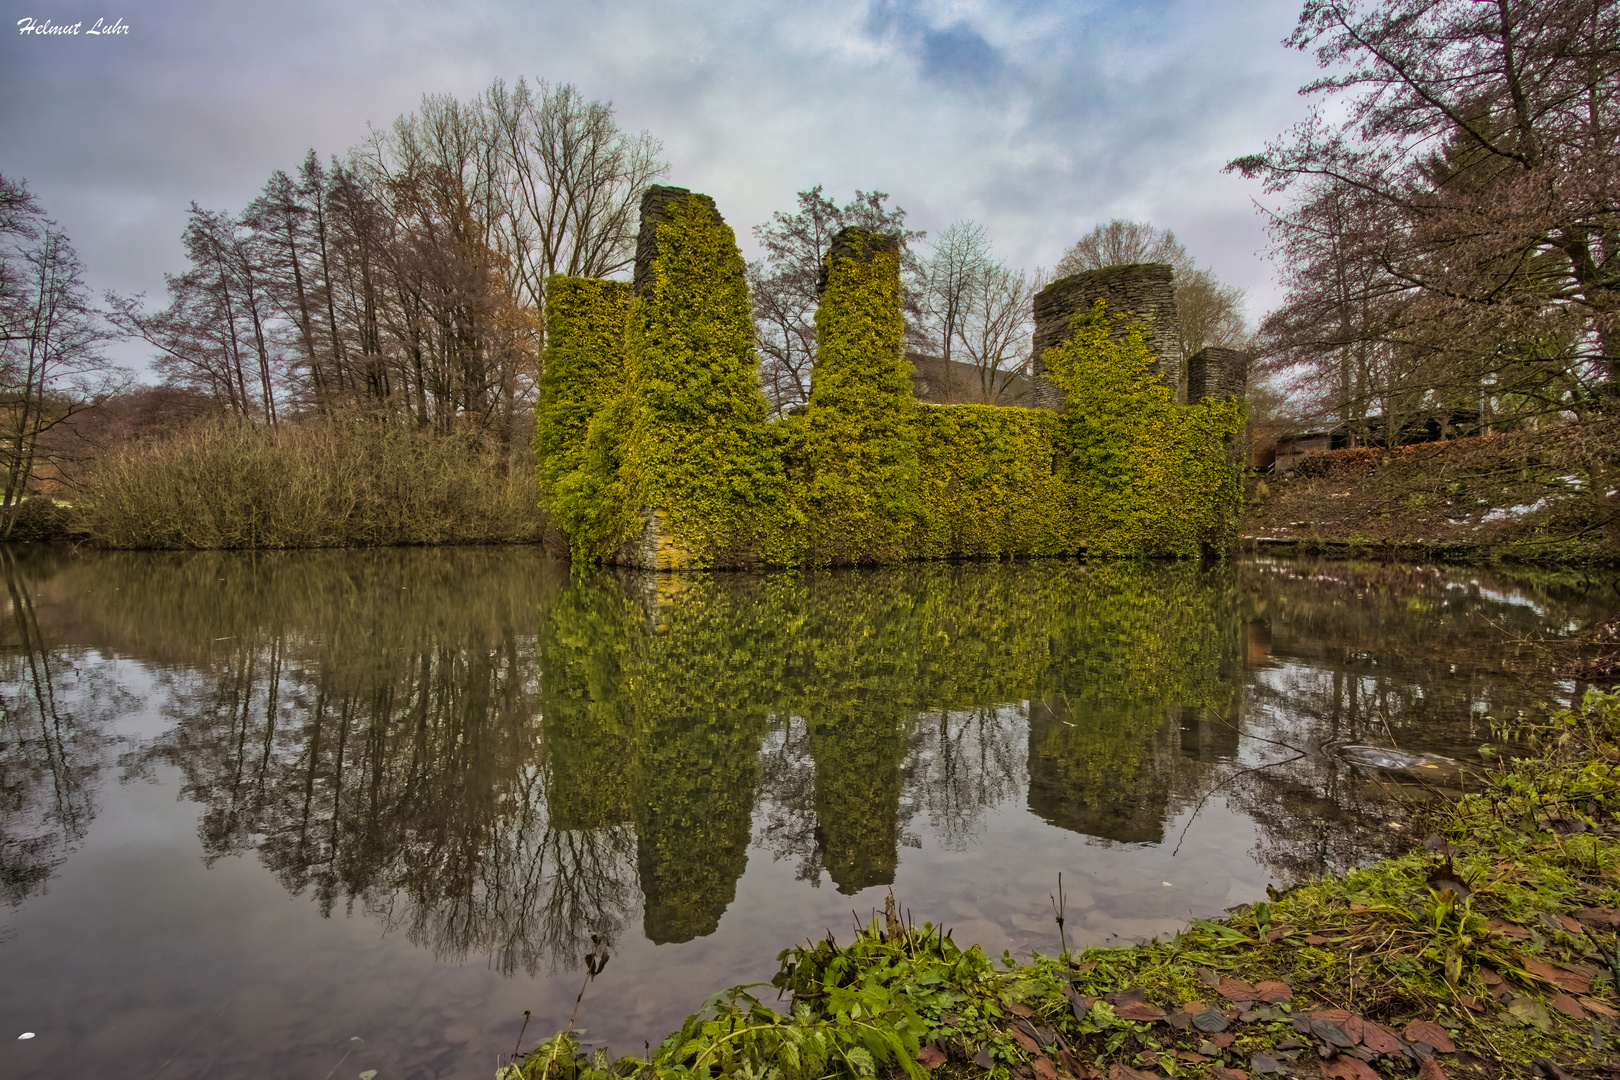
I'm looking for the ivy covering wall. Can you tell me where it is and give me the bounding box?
[799,228,923,564]
[534,276,632,561]
[1044,300,1244,558]
[913,406,1084,560]
[619,194,795,564]
[533,197,1243,568]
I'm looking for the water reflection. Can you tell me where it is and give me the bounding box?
[0,548,125,908]
[2,549,1609,982]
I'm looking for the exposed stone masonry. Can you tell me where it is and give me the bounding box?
[1186,346,1248,403]
[1030,263,1182,408]
[816,226,901,298]
[633,185,723,296]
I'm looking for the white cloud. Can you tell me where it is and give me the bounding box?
[1,0,1321,372]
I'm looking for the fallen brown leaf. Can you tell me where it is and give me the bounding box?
[1553,914,1584,935]
[1573,907,1620,929]
[1114,1001,1167,1022]
[1253,981,1293,1003]
[1552,994,1586,1020]
[1488,918,1532,939]
[1418,1058,1449,1080]
[1215,978,1257,1003]
[1356,1019,1407,1057]
[1578,996,1619,1022]
[1323,1057,1379,1080]
[917,1047,947,1070]
[1010,1028,1041,1054]
[1403,1020,1457,1054]
[1034,1057,1059,1080]
[1209,1069,1248,1080]
[1107,1065,1160,1080]
[1519,955,1593,995]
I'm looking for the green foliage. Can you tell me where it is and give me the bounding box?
[800,231,923,564]
[912,406,1083,559]
[620,194,798,565]
[515,689,1620,1080]
[536,221,1247,567]
[535,276,636,560]
[1043,300,1243,557]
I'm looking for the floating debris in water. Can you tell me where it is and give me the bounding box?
[1339,745,1459,775]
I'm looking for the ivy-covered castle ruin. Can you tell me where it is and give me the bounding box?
[533,185,1246,569]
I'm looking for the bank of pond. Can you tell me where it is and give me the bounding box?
[512,692,1620,1080]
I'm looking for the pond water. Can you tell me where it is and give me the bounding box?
[0,548,1610,1079]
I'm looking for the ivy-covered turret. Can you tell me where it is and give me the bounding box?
[801,227,924,565]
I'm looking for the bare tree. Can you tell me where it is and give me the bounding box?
[915,221,1044,404]
[1231,0,1620,415]
[107,205,284,421]
[955,262,1045,404]
[1055,220,1189,276]
[749,186,923,413]
[920,220,992,370]
[485,78,668,313]
[1176,267,1250,360]
[0,190,119,534]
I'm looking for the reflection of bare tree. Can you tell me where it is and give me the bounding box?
[534,825,637,971]
[908,707,1025,851]
[1220,558,1588,883]
[0,549,124,907]
[755,715,823,884]
[113,550,639,977]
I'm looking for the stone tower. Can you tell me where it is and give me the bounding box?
[1029,263,1181,408]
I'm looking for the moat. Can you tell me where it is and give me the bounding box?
[0,547,1608,1078]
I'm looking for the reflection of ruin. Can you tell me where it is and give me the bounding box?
[11,545,1596,978]
[1026,697,1177,844]
[810,706,909,894]
[1025,699,1240,845]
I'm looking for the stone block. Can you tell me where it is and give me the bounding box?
[1186,346,1248,403]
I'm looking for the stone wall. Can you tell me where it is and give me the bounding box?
[1186,346,1248,403]
[815,226,900,298]
[1030,263,1181,408]
[633,184,722,296]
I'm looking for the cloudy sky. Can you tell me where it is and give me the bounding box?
[3,0,1324,374]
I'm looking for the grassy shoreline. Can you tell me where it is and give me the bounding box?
[507,692,1620,1080]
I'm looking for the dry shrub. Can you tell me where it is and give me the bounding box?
[71,418,542,549]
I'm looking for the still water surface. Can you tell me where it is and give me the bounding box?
[0,548,1609,1078]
